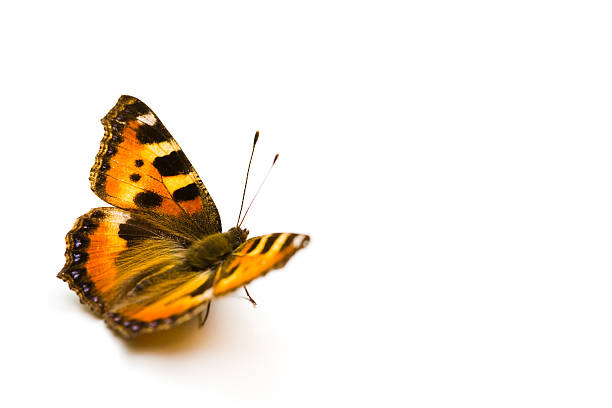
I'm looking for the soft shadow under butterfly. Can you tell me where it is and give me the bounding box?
[58,95,309,339]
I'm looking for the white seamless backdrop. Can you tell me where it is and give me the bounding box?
[1,1,611,407]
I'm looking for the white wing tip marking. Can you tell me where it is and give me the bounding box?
[137,112,157,126]
[293,235,309,248]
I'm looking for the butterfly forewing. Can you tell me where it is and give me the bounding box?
[213,233,310,296]
[91,95,221,235]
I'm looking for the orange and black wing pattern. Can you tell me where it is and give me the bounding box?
[58,207,216,338]
[91,95,221,235]
[213,233,310,296]
[105,268,215,338]
[59,95,310,339]
[58,208,309,338]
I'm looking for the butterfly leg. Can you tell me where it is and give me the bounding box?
[243,285,257,307]
[198,302,212,328]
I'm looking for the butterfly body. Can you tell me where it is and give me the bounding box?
[58,96,309,339]
[186,227,249,270]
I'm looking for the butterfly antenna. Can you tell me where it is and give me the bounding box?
[237,131,259,226]
[239,153,279,227]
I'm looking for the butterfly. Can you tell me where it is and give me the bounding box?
[58,95,309,339]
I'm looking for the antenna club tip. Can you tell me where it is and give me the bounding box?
[273,153,279,164]
[254,130,260,144]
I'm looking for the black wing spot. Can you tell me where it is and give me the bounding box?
[280,234,297,251]
[94,174,107,192]
[134,191,163,208]
[81,217,98,231]
[126,100,150,116]
[71,251,88,264]
[134,159,144,167]
[136,125,169,144]
[260,234,281,255]
[246,237,262,254]
[153,151,191,176]
[72,233,90,250]
[90,210,105,219]
[172,183,199,202]
[219,264,239,280]
[130,173,141,182]
[69,268,84,281]
[118,221,147,247]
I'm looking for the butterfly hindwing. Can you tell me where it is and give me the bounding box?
[91,95,221,235]
[105,267,215,338]
[59,207,134,315]
[58,207,218,338]
[213,233,310,296]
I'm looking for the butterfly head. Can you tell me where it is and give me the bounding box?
[227,226,250,249]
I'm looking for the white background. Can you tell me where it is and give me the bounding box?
[1,1,611,407]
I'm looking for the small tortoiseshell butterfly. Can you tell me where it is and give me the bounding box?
[58,95,309,339]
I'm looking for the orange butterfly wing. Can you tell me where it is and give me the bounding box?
[58,208,128,315]
[58,207,216,338]
[91,95,221,234]
[213,233,310,296]
[105,268,215,338]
